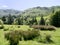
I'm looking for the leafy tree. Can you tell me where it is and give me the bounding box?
[39,15,45,25]
[32,17,37,25]
[17,17,23,25]
[7,14,14,24]
[17,17,21,25]
[28,17,37,25]
[12,19,18,25]
[1,16,6,24]
[50,11,60,27]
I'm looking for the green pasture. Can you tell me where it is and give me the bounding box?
[0,25,60,45]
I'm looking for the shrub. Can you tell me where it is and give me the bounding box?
[0,20,3,25]
[17,26,20,28]
[5,29,40,45]
[0,25,4,29]
[38,34,54,43]
[5,31,20,45]
[37,33,53,43]
[45,35,53,43]
[31,29,40,38]
[4,32,10,40]
[31,25,56,31]
[4,28,9,31]
[19,29,40,40]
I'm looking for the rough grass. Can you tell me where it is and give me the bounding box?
[0,25,60,45]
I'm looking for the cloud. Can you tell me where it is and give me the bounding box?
[1,5,8,8]
[0,5,8,9]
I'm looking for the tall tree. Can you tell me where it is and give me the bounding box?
[7,14,14,24]
[39,15,45,25]
[28,17,37,25]
[32,17,37,25]
[17,17,23,25]
[50,11,60,27]
[1,16,6,24]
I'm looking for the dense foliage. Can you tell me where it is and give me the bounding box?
[50,11,60,27]
[5,30,40,45]
[39,15,45,25]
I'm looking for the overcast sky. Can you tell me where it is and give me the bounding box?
[0,0,60,10]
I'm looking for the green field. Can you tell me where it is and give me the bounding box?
[0,25,60,45]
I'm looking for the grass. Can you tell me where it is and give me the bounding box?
[0,30,9,45]
[0,25,60,45]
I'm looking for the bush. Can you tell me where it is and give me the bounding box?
[5,31,20,45]
[0,20,3,25]
[4,28,9,31]
[0,25,4,29]
[31,25,56,31]
[17,26,20,28]
[19,29,40,40]
[4,32,10,40]
[45,35,53,43]
[5,30,40,42]
[37,34,53,43]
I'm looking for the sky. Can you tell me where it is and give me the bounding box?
[0,0,60,11]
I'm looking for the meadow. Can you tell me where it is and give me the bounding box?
[0,25,60,45]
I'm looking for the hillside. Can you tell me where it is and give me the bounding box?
[0,9,21,17]
[0,6,60,17]
[21,6,60,16]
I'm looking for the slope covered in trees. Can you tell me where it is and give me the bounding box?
[0,6,60,18]
[21,6,60,16]
[0,9,21,17]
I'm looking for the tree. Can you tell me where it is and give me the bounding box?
[28,17,37,25]
[7,14,14,24]
[1,16,6,24]
[50,11,60,27]
[17,17,21,25]
[32,17,37,25]
[17,17,23,25]
[39,15,45,25]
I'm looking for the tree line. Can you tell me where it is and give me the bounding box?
[1,14,45,25]
[0,10,60,27]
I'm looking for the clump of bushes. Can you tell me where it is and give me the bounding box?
[0,20,3,25]
[0,25,4,29]
[31,25,56,31]
[0,20,4,29]
[37,34,53,43]
[4,29,40,45]
[45,34,53,43]
[5,32,10,40]
[5,29,54,44]
[5,31,20,45]
[4,27,9,31]
[18,29,40,40]
[21,29,40,40]
[17,25,20,28]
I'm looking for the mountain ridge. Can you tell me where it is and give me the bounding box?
[0,6,60,17]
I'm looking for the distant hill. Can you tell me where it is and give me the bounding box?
[21,6,60,16]
[0,6,60,18]
[0,9,21,17]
